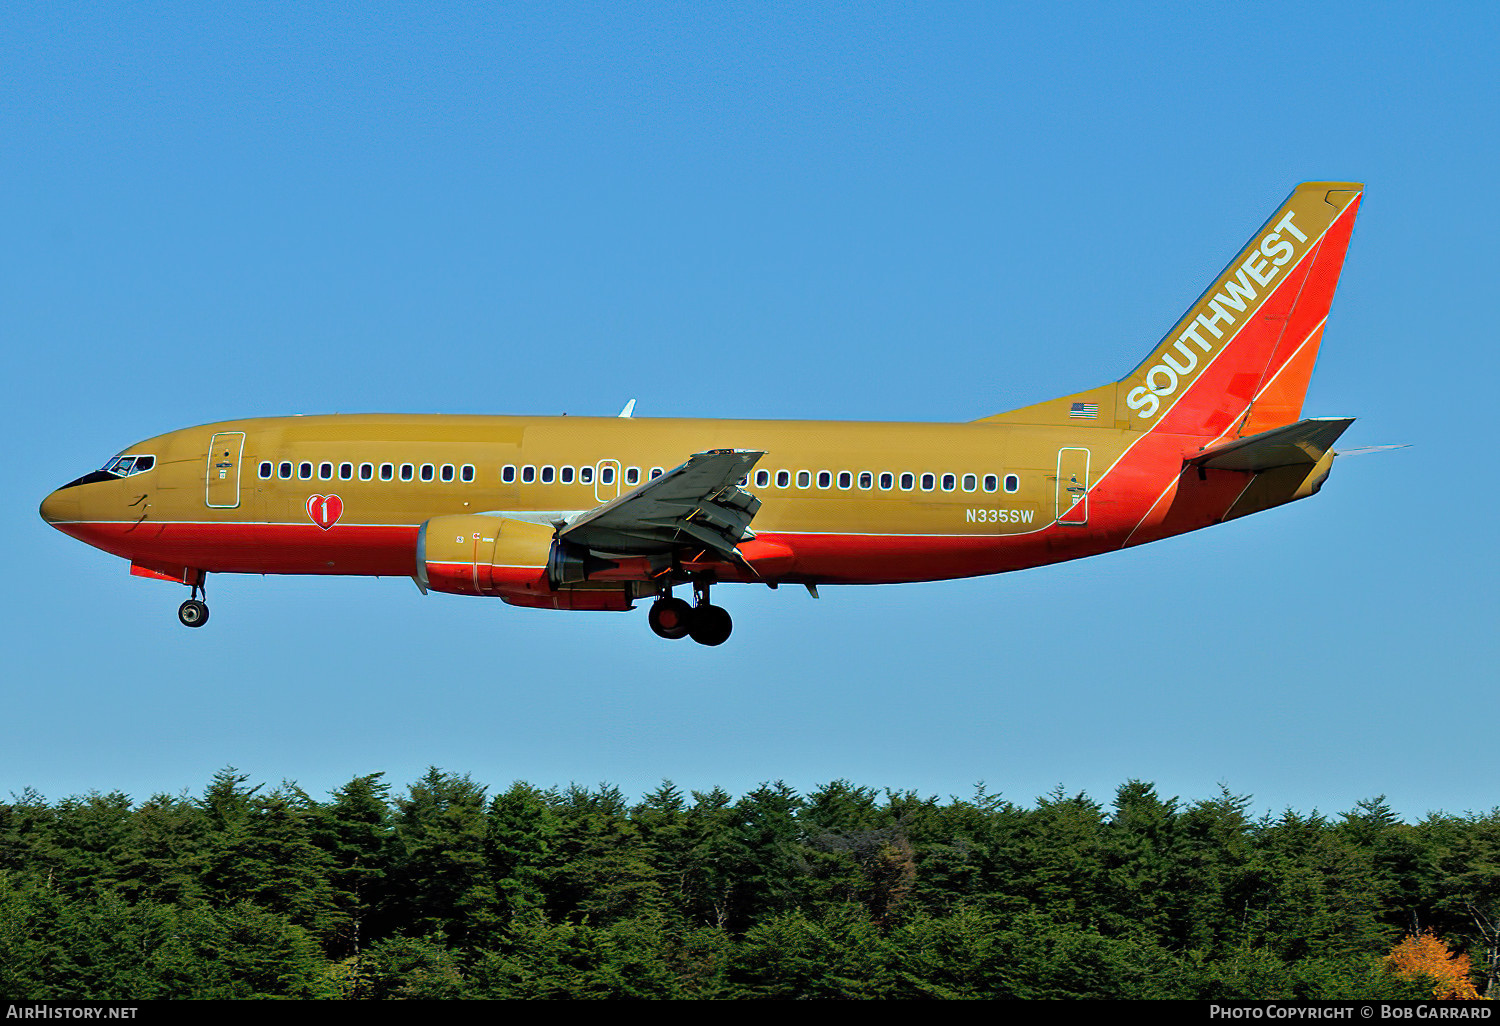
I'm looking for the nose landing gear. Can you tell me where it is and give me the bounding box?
[648,581,732,646]
[178,600,209,627]
[177,573,209,628]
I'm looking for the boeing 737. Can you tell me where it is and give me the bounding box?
[40,182,1365,645]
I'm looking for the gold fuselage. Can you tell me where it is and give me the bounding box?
[42,410,1176,587]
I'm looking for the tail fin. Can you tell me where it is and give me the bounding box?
[979,182,1363,437]
[1120,181,1363,438]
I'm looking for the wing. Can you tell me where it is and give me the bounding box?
[558,449,766,563]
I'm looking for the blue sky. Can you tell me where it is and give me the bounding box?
[5,2,1496,821]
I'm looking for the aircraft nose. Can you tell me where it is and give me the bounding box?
[39,487,80,526]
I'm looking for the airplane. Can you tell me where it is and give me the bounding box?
[40,181,1365,646]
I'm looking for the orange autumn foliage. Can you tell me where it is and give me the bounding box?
[1385,930,1481,1000]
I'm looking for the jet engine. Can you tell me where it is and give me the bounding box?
[416,514,644,610]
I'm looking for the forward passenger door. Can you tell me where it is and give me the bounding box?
[206,432,246,509]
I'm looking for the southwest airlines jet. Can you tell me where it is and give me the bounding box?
[40,183,1364,646]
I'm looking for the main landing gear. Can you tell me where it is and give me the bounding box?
[177,573,209,628]
[648,582,732,646]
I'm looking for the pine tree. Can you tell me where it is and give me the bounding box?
[486,781,562,918]
[46,792,135,900]
[1174,785,1258,955]
[728,781,807,931]
[312,773,393,956]
[388,768,498,945]
[201,783,343,942]
[1100,780,1183,941]
[548,783,660,923]
[117,792,208,907]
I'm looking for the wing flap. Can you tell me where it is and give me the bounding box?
[559,449,766,558]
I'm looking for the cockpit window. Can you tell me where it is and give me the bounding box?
[103,455,155,477]
[59,454,158,490]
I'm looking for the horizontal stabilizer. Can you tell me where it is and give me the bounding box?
[1187,417,1354,472]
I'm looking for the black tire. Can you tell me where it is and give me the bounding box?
[688,604,732,646]
[178,599,209,628]
[648,597,694,640]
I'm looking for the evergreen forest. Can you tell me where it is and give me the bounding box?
[1,769,1496,1000]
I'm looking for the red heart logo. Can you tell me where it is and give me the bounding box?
[306,494,344,530]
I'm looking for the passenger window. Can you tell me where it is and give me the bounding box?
[501,465,516,484]
[400,463,414,482]
[858,471,872,490]
[920,473,935,491]
[600,466,615,485]
[796,470,811,489]
[962,473,977,492]
[560,465,575,484]
[650,467,663,479]
[317,462,331,480]
[580,466,594,484]
[540,465,555,484]
[817,471,831,489]
[776,470,790,488]
[941,473,956,492]
[626,467,640,486]
[420,464,435,482]
[1005,474,1020,493]
[879,472,894,490]
[360,463,374,481]
[521,465,536,484]
[441,464,455,482]
[461,464,475,483]
[899,472,914,491]
[754,469,770,488]
[279,461,293,480]
[339,463,353,481]
[259,461,273,480]
[983,474,998,492]
[837,471,852,490]
[380,463,394,481]
[299,462,313,480]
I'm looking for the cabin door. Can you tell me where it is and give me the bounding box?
[206,432,246,509]
[1055,447,1090,526]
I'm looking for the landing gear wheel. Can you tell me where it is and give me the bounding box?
[178,599,209,628]
[688,604,732,647]
[648,597,694,640]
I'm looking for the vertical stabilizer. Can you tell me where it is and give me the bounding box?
[1118,182,1362,439]
[977,183,1362,437]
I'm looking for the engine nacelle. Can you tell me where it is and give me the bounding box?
[416,514,642,611]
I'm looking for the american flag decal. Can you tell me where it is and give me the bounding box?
[1069,402,1099,419]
